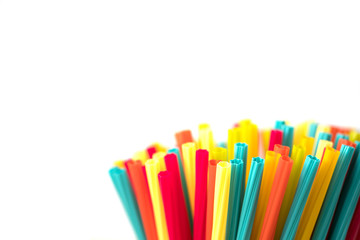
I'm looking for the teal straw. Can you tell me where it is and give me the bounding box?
[334,133,349,149]
[312,144,356,240]
[307,123,318,138]
[280,155,320,240]
[234,142,248,215]
[313,132,332,155]
[109,167,146,240]
[282,125,294,155]
[275,120,286,130]
[218,141,227,149]
[226,159,244,240]
[236,157,264,240]
[167,147,193,231]
[329,142,360,240]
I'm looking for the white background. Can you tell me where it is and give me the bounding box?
[0,0,359,239]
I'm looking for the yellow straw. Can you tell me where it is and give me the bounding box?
[212,147,227,162]
[182,142,196,216]
[294,147,340,240]
[145,159,169,240]
[294,121,312,145]
[315,140,333,160]
[153,142,167,153]
[349,129,360,142]
[211,161,231,240]
[274,145,305,240]
[250,151,280,240]
[133,150,149,164]
[227,127,241,161]
[153,152,167,171]
[114,160,125,168]
[199,123,215,158]
[314,124,331,145]
[300,136,315,158]
[261,129,271,158]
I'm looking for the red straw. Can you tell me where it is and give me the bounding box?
[336,139,356,151]
[164,153,192,240]
[269,130,283,151]
[193,149,209,240]
[146,146,157,158]
[274,144,290,157]
[127,161,158,240]
[346,200,360,240]
[158,171,179,240]
[205,160,221,240]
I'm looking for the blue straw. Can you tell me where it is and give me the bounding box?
[226,159,244,240]
[234,142,248,213]
[280,155,320,240]
[329,142,360,239]
[167,147,193,231]
[109,167,146,240]
[282,125,294,155]
[307,123,318,138]
[275,120,286,130]
[312,144,356,240]
[236,157,264,240]
[313,132,332,155]
[334,133,349,149]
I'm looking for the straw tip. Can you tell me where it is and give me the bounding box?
[218,161,230,168]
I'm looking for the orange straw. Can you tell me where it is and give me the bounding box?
[336,138,356,151]
[274,144,290,157]
[259,156,293,240]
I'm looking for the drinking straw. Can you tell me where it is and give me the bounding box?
[127,161,158,240]
[164,153,192,239]
[259,156,293,240]
[314,124,331,142]
[293,121,311,145]
[237,157,265,240]
[294,146,340,240]
[312,145,355,240]
[199,124,215,158]
[275,145,305,240]
[109,167,146,240]
[282,125,294,154]
[349,130,360,142]
[228,127,241,161]
[158,171,179,240]
[205,160,221,240]
[114,160,125,168]
[346,199,360,239]
[274,120,286,130]
[193,149,209,240]
[167,148,192,229]
[146,146,157,159]
[133,150,149,164]
[261,129,270,157]
[280,155,320,240]
[313,132,332,155]
[218,142,227,149]
[329,142,360,239]
[212,147,227,161]
[226,159,244,240]
[334,133,349,149]
[268,129,283,151]
[212,161,231,240]
[315,139,333,161]
[153,152,167,171]
[307,122,318,138]
[234,142,248,213]
[182,142,196,216]
[145,159,169,240]
[175,130,194,164]
[251,152,280,240]
[240,120,259,183]
[300,136,315,158]
[274,144,290,157]
[336,138,356,151]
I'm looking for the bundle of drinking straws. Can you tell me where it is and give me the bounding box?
[109,120,360,240]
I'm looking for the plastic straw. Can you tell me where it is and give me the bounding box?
[282,125,294,155]
[225,159,244,240]
[109,167,146,240]
[274,144,290,157]
[336,138,356,151]
[237,157,264,240]
[274,120,286,130]
[268,129,283,151]
[294,146,340,240]
[300,136,315,158]
[313,132,332,155]
[329,142,360,239]
[182,142,196,217]
[145,159,169,240]
[334,133,349,149]
[212,147,227,162]
[234,142,248,214]
[127,161,158,240]
[307,122,318,138]
[193,149,209,240]
[228,127,241,161]
[212,161,231,240]
[167,148,192,229]
[251,151,280,240]
[275,145,305,240]
[315,139,333,161]
[261,129,271,157]
[259,156,293,240]
[312,145,355,240]
[205,160,220,240]
[280,155,320,240]
[199,124,215,158]
[164,153,192,239]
